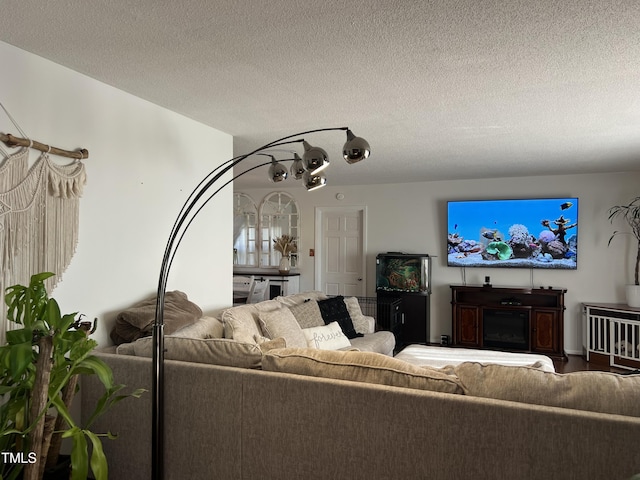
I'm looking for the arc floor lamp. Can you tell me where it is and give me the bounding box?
[151,126,370,479]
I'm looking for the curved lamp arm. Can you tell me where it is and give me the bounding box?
[151,126,369,480]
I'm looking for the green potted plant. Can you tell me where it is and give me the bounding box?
[608,196,640,307]
[0,272,144,480]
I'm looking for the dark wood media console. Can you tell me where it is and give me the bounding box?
[451,285,567,360]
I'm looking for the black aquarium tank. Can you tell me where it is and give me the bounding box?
[376,253,431,294]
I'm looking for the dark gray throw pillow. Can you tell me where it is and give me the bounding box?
[317,296,361,339]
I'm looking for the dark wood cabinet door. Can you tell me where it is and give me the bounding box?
[456,306,480,347]
[532,310,558,353]
[401,294,429,345]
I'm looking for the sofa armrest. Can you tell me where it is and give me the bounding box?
[361,315,375,334]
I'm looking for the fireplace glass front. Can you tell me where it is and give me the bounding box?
[483,309,529,350]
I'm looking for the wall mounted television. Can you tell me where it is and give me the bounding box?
[447,197,578,269]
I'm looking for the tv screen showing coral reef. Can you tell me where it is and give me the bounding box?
[447,198,578,269]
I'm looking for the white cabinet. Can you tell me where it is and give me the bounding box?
[263,274,299,298]
[233,271,300,299]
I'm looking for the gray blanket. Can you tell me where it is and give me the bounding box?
[110,290,202,345]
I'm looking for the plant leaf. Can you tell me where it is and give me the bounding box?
[68,428,89,480]
[86,430,108,480]
[49,391,76,429]
[5,328,32,345]
[85,386,146,428]
[45,298,62,330]
[7,342,33,381]
[79,356,114,389]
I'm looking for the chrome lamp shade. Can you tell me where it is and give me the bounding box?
[267,156,288,182]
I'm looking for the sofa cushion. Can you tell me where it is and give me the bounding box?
[349,331,395,356]
[288,300,325,329]
[259,307,308,348]
[115,342,136,355]
[110,290,202,344]
[129,335,285,369]
[263,348,464,394]
[221,299,281,343]
[317,296,359,339]
[454,362,640,417]
[170,315,224,339]
[302,322,352,350]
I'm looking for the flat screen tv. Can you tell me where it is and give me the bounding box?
[447,197,578,269]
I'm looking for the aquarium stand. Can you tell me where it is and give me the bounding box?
[376,253,433,347]
[450,284,567,360]
[376,297,403,341]
[378,290,430,348]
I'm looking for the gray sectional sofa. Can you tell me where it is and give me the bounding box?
[82,292,640,479]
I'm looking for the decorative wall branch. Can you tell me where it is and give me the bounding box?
[0,132,89,159]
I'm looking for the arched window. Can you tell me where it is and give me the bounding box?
[259,192,299,268]
[233,193,258,266]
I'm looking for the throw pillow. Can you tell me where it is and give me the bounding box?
[317,296,360,339]
[169,315,225,339]
[454,362,640,417]
[288,300,325,329]
[131,336,285,369]
[302,322,351,350]
[221,300,281,343]
[344,297,376,334]
[258,307,309,348]
[343,296,372,334]
[262,348,464,394]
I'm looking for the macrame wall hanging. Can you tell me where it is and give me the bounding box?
[0,102,89,344]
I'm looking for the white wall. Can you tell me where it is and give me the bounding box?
[239,169,640,354]
[0,41,233,347]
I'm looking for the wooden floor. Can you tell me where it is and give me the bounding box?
[553,354,633,374]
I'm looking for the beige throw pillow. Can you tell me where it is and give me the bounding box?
[169,315,225,339]
[259,308,309,348]
[454,362,640,417]
[302,322,351,350]
[221,300,281,343]
[288,300,325,329]
[343,297,371,334]
[263,348,464,394]
[131,336,285,369]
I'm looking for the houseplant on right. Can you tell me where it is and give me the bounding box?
[608,196,640,307]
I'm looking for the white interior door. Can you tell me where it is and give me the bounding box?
[315,206,366,296]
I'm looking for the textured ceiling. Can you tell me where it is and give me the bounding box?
[1,0,639,188]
